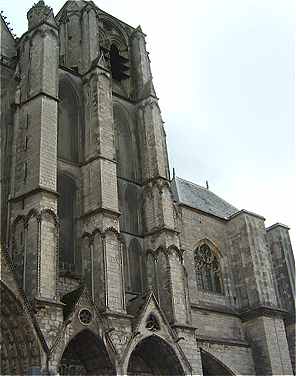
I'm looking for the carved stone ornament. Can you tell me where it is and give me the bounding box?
[78,308,92,325]
[194,244,219,273]
[145,314,160,332]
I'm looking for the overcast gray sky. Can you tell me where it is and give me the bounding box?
[2,0,295,249]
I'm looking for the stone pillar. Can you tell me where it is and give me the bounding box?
[81,4,98,73]
[227,210,278,309]
[266,223,295,313]
[9,2,59,303]
[131,27,189,327]
[137,99,170,181]
[7,0,65,351]
[243,313,293,375]
[81,61,125,314]
[130,27,153,98]
[266,223,295,373]
[227,211,293,375]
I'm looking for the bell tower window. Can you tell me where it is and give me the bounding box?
[110,44,129,81]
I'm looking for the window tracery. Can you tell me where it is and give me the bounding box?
[194,244,223,294]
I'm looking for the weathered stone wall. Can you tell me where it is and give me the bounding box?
[198,340,255,375]
[0,19,17,248]
[192,308,244,341]
[180,207,235,306]
[244,315,293,375]
[1,1,295,375]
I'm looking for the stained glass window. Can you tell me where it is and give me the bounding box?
[194,244,223,294]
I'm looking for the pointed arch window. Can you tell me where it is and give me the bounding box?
[194,244,223,294]
[110,44,129,81]
[124,238,143,294]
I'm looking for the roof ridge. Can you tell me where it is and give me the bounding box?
[176,176,209,192]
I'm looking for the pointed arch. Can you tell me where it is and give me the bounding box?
[98,14,129,52]
[58,329,116,375]
[58,74,82,162]
[194,239,224,294]
[0,282,41,375]
[167,245,183,263]
[194,238,223,258]
[127,335,185,376]
[200,349,236,376]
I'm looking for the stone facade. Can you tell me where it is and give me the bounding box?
[0,1,295,375]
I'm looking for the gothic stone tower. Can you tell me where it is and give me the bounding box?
[0,1,295,375]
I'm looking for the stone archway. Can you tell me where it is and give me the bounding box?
[127,335,185,376]
[0,282,41,375]
[201,349,236,376]
[58,329,116,375]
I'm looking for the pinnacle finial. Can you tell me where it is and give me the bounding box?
[27,0,52,30]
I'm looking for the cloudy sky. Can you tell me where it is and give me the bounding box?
[2,0,295,249]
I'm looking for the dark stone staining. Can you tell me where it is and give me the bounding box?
[12,222,25,288]
[113,105,139,182]
[118,182,142,235]
[114,104,143,236]
[58,81,79,163]
[146,253,158,296]
[124,237,144,298]
[129,238,142,293]
[81,237,92,291]
[58,174,77,271]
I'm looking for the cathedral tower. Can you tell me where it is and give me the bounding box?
[1,1,294,375]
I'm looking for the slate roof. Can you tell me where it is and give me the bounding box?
[172,177,239,219]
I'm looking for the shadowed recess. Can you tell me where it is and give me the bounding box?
[128,335,184,376]
[59,329,115,375]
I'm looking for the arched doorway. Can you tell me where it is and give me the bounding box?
[58,330,115,375]
[201,349,235,376]
[127,335,185,376]
[0,282,41,375]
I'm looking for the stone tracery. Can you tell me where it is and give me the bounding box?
[194,244,223,294]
